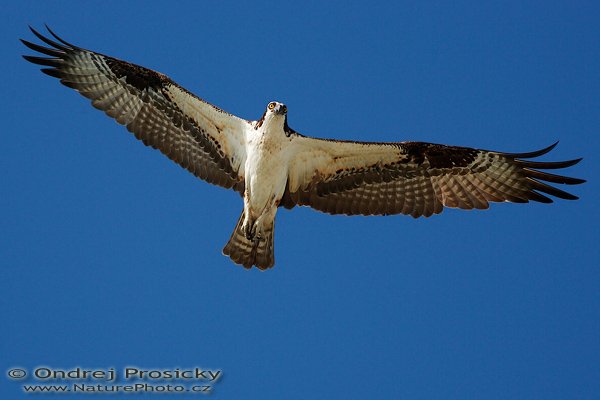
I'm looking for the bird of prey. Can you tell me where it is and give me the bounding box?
[22,26,585,270]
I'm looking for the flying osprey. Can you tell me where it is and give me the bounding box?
[22,26,585,270]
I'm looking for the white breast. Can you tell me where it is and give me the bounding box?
[244,123,292,215]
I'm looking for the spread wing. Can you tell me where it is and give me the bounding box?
[285,134,585,218]
[21,26,248,192]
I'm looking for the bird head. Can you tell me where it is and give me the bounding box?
[266,101,287,116]
[254,101,290,135]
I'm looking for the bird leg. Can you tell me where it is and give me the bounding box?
[251,206,277,241]
[241,194,278,241]
[241,215,257,241]
[242,219,264,242]
[241,206,275,242]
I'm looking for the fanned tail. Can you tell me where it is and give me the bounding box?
[222,211,275,270]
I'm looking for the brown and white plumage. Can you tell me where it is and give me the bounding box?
[22,26,248,193]
[22,26,585,270]
[284,138,583,218]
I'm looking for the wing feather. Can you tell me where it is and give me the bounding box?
[287,135,584,217]
[22,26,248,193]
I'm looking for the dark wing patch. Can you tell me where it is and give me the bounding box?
[401,142,480,168]
[104,57,166,92]
[288,141,584,218]
[22,26,245,193]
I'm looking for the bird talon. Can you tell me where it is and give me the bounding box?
[241,221,253,240]
[243,222,258,241]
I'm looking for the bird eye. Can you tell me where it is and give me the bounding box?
[282,105,287,113]
[268,102,276,110]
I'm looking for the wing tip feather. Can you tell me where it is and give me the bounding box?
[44,24,79,49]
[502,141,559,159]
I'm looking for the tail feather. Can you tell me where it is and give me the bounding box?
[222,211,275,270]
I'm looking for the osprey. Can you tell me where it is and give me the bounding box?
[22,26,585,270]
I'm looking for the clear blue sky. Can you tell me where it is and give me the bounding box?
[1,1,598,399]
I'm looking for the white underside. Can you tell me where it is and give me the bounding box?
[242,114,292,237]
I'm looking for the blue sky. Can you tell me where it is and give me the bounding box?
[1,1,598,399]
